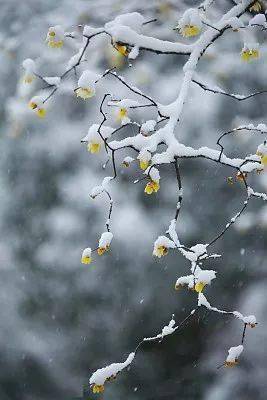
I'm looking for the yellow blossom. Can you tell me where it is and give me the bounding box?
[241,48,259,62]
[28,101,46,118]
[97,245,110,256]
[154,245,168,258]
[75,87,95,100]
[181,25,201,37]
[224,360,238,368]
[113,42,129,57]
[144,180,160,195]
[92,384,105,393]
[256,151,267,166]
[46,28,63,49]
[87,142,101,154]
[194,282,206,293]
[139,160,149,170]
[116,107,128,122]
[81,255,92,264]
[36,108,46,118]
[23,74,34,84]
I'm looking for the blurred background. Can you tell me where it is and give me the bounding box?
[0,0,266,399]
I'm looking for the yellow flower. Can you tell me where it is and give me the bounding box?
[97,245,110,256]
[144,180,160,195]
[241,48,259,62]
[36,108,46,118]
[46,28,64,48]
[23,74,34,84]
[75,87,95,100]
[154,245,168,258]
[81,255,92,264]
[81,248,92,264]
[87,142,101,154]
[28,101,46,118]
[181,25,201,37]
[249,1,262,12]
[117,107,128,122]
[48,39,63,48]
[194,281,206,293]
[256,151,267,166]
[113,42,129,57]
[139,160,149,170]
[224,360,238,368]
[92,384,105,393]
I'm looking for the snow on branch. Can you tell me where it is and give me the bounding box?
[21,0,265,394]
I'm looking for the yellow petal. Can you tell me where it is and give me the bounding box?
[139,160,149,170]
[36,108,46,118]
[47,40,63,48]
[81,256,92,265]
[181,25,201,37]
[114,43,129,56]
[194,282,206,293]
[87,142,101,154]
[144,182,154,195]
[76,87,95,100]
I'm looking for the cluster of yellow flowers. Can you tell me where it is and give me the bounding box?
[81,232,113,265]
[46,25,64,48]
[144,179,160,195]
[28,96,46,118]
[241,44,259,62]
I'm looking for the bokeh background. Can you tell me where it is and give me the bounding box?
[0,0,266,399]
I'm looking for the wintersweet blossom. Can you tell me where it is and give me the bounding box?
[243,315,257,328]
[137,149,151,170]
[75,70,100,100]
[113,42,130,57]
[28,96,46,118]
[153,236,176,258]
[81,124,114,154]
[22,58,36,84]
[46,25,64,48]
[256,142,267,166]
[241,43,259,62]
[97,232,113,255]
[144,180,160,195]
[114,106,130,124]
[194,268,216,293]
[175,275,194,291]
[81,248,92,264]
[145,167,160,195]
[90,352,135,393]
[122,156,134,167]
[225,345,243,367]
[176,8,202,37]
[92,384,104,393]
